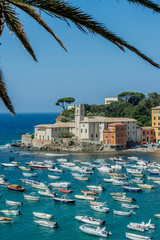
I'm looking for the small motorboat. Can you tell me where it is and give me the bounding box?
[112,195,136,203]
[32,182,48,190]
[1,163,17,167]
[49,182,70,188]
[75,215,105,225]
[0,210,22,216]
[122,186,142,193]
[59,189,73,193]
[74,176,90,181]
[0,179,9,187]
[24,192,40,201]
[113,210,135,216]
[110,192,126,196]
[122,204,139,209]
[129,219,156,230]
[91,205,109,213]
[6,200,23,206]
[127,223,147,232]
[81,190,98,196]
[38,189,56,197]
[90,201,107,206]
[34,220,58,228]
[0,216,13,223]
[125,232,152,240]
[154,214,160,218]
[131,178,144,184]
[19,166,33,171]
[79,225,111,238]
[75,194,96,201]
[53,195,75,203]
[33,212,53,220]
[48,175,61,180]
[22,172,37,177]
[87,184,105,191]
[137,184,154,189]
[8,185,25,192]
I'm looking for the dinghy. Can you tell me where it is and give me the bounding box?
[112,195,136,203]
[154,214,160,218]
[79,225,111,238]
[33,212,53,219]
[34,220,58,228]
[127,223,147,232]
[75,215,105,225]
[129,219,156,230]
[122,186,142,193]
[22,172,37,177]
[6,200,23,206]
[32,182,48,190]
[8,184,25,192]
[137,184,154,189]
[59,189,73,193]
[48,167,63,173]
[50,182,70,188]
[125,232,152,240]
[90,201,106,206]
[81,190,98,196]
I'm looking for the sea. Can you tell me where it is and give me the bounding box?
[0,113,160,240]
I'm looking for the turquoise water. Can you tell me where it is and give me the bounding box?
[0,113,160,240]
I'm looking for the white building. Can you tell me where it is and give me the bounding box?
[104,97,118,105]
[67,104,75,110]
[34,105,137,143]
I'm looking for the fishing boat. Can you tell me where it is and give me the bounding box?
[122,204,139,209]
[91,205,109,213]
[122,186,142,193]
[129,219,156,230]
[59,189,73,193]
[8,184,25,192]
[75,194,96,201]
[6,200,23,206]
[53,195,75,203]
[79,225,111,238]
[38,189,56,197]
[24,192,40,201]
[0,216,13,223]
[0,210,22,216]
[75,215,105,225]
[87,185,105,191]
[112,180,130,186]
[57,158,67,162]
[48,175,60,180]
[33,212,53,219]
[34,220,58,228]
[154,214,160,218]
[127,223,147,232]
[113,210,135,216]
[125,232,152,240]
[112,195,136,203]
[81,190,98,196]
[22,172,37,177]
[131,173,144,177]
[49,182,70,188]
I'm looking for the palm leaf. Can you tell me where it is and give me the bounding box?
[127,0,160,13]
[11,0,160,68]
[10,1,67,51]
[0,69,15,116]
[4,3,37,61]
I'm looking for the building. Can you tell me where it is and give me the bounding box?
[142,127,155,143]
[136,125,142,143]
[34,105,138,144]
[152,106,160,143]
[67,104,75,110]
[104,97,118,105]
[103,123,127,148]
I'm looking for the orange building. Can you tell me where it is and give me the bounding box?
[103,123,127,148]
[142,127,155,143]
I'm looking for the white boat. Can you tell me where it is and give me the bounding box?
[125,232,152,240]
[57,158,67,162]
[1,163,17,167]
[33,212,53,219]
[127,169,143,174]
[24,192,40,201]
[90,201,107,206]
[154,214,160,218]
[87,185,105,191]
[19,166,32,171]
[127,223,147,232]
[49,182,70,188]
[97,166,112,173]
[129,219,155,230]
[74,176,90,181]
[137,184,154,189]
[0,216,13,223]
[79,225,111,238]
[91,205,109,213]
[48,174,60,180]
[131,178,144,184]
[122,204,139,209]
[147,176,160,181]
[34,220,58,228]
[6,200,23,206]
[103,178,115,183]
[0,210,22,216]
[48,167,63,173]
[38,189,55,197]
[75,194,96,201]
[75,215,105,225]
[110,192,126,196]
[112,195,136,203]
[22,172,37,177]
[113,210,135,216]
[32,182,48,190]
[0,179,9,187]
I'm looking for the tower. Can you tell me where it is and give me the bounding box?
[75,105,84,139]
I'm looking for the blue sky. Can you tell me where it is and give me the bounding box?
[1,0,160,113]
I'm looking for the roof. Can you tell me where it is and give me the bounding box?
[35,122,75,129]
[80,116,137,123]
[152,106,160,110]
[108,123,125,127]
[142,126,155,130]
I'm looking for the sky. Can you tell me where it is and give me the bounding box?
[1,0,160,113]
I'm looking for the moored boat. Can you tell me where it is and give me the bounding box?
[137,184,154,189]
[79,225,111,238]
[112,195,136,203]
[33,212,53,219]
[48,174,60,180]
[38,189,56,197]
[24,192,40,201]
[129,219,156,230]
[53,195,75,203]
[0,210,22,216]
[122,186,142,193]
[0,216,13,223]
[34,220,58,228]
[75,194,96,201]
[8,184,25,192]
[87,184,105,191]
[125,232,152,240]
[75,215,105,225]
[59,189,73,193]
[91,205,109,213]
[81,190,98,196]
[122,204,139,209]
[6,200,23,206]
[113,210,135,216]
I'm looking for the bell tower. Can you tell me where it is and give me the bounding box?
[75,105,84,139]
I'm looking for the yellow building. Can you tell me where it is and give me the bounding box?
[152,106,160,143]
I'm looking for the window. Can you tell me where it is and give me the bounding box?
[154,117,156,120]
[55,128,57,131]
[81,129,83,133]
[48,136,49,140]
[154,123,156,125]
[39,135,41,140]
[158,132,160,136]
[158,123,160,125]
[85,129,87,133]
[91,134,93,138]
[96,134,98,138]
[158,128,160,131]
[43,136,44,140]
[147,131,149,134]
[158,117,160,120]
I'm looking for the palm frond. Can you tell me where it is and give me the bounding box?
[10,1,67,52]
[0,69,15,116]
[127,0,160,13]
[10,0,160,68]
[4,3,37,61]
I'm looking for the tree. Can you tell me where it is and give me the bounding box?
[128,92,145,106]
[63,97,75,104]
[1,0,160,114]
[118,92,134,102]
[55,97,75,110]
